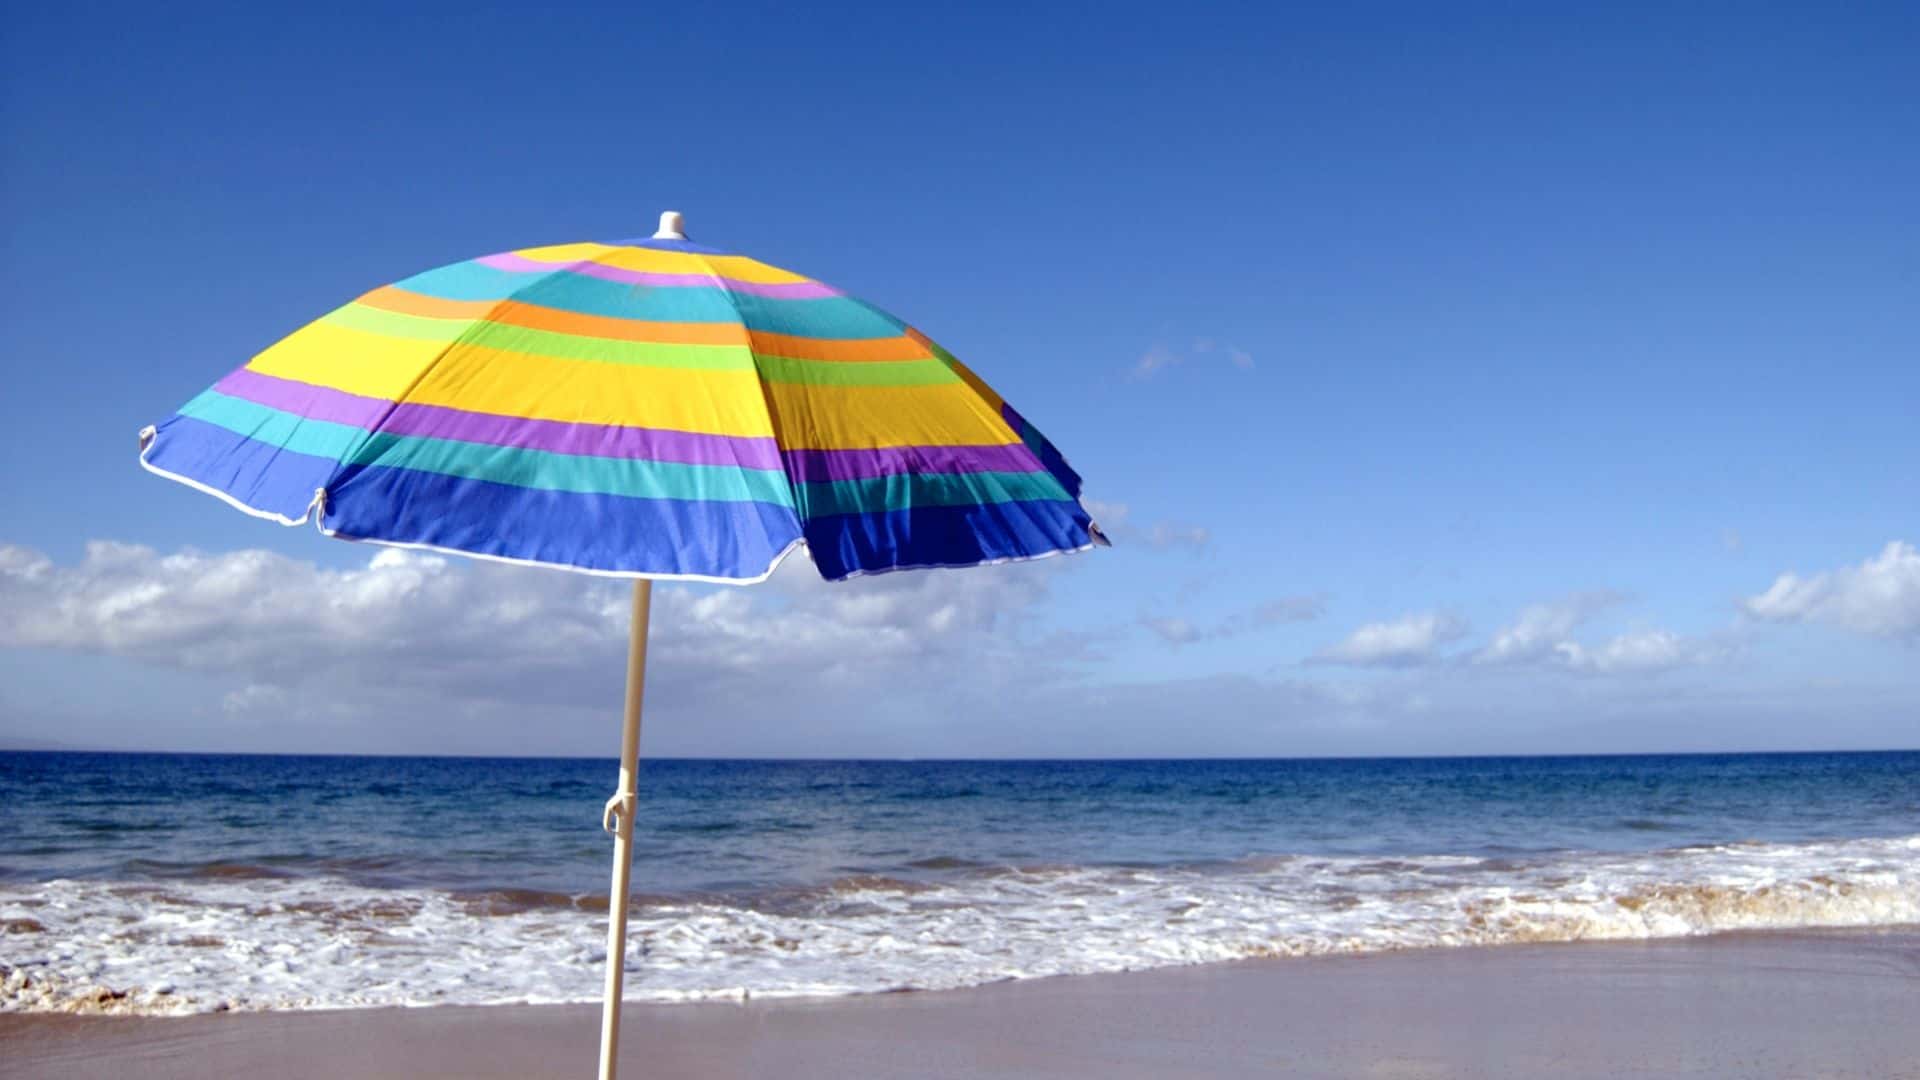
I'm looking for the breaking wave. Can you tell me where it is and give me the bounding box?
[5,833,1916,1016]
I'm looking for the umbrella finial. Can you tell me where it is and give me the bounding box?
[653,211,686,240]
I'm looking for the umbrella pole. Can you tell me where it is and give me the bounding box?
[597,579,653,1080]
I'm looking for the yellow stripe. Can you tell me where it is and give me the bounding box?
[764,379,1023,451]
[411,352,774,438]
[247,317,446,399]
[243,321,776,437]
[512,243,815,284]
[241,318,1023,449]
[508,242,616,263]
[913,331,1008,412]
[691,254,814,285]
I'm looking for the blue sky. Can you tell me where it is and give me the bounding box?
[2,3,1915,756]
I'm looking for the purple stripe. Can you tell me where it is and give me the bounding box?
[217,369,388,427]
[216,368,1045,483]
[781,443,1046,484]
[476,253,841,299]
[214,369,785,471]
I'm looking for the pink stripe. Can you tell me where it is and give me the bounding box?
[477,253,840,299]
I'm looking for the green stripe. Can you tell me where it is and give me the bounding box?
[795,469,1072,518]
[752,353,960,388]
[326,304,757,372]
[328,303,957,387]
[181,392,794,506]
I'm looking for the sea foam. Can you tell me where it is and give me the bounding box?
[4,832,1916,1015]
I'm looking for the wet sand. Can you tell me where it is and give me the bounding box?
[5,929,1917,1079]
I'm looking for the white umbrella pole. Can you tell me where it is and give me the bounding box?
[597,579,653,1080]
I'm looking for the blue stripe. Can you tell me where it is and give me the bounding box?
[144,415,337,521]
[149,406,1093,581]
[393,263,906,340]
[802,499,1094,581]
[323,463,805,580]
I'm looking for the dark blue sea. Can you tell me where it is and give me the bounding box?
[2,750,1916,1013]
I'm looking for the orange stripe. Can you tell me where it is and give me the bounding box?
[356,287,749,346]
[747,330,934,363]
[490,302,750,346]
[356,285,936,358]
[356,286,495,319]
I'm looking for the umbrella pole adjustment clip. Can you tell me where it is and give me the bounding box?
[603,791,635,836]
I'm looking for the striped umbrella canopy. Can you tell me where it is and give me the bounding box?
[139,214,1099,582]
[137,212,1103,1080]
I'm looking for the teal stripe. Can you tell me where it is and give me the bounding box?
[727,288,906,342]
[394,262,906,340]
[181,392,795,506]
[177,390,365,460]
[348,432,795,504]
[795,470,1073,518]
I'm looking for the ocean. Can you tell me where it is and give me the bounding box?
[2,750,1916,1015]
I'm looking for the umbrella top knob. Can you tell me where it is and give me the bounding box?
[653,211,687,241]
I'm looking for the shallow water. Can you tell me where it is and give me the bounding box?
[2,750,1916,1013]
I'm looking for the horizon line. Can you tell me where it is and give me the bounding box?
[2,745,1914,764]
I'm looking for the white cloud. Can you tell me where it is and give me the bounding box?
[1142,521,1211,549]
[1312,612,1467,668]
[1478,598,1600,665]
[1237,597,1325,629]
[1136,591,1320,641]
[7,539,1911,758]
[0,541,622,694]
[1555,630,1696,674]
[1138,595,1323,648]
[1475,592,1713,675]
[1743,541,1920,639]
[1130,344,1182,379]
[1141,616,1203,645]
[1475,592,1625,666]
[1128,338,1255,380]
[0,540,1080,751]
[1082,500,1210,552]
[221,684,289,716]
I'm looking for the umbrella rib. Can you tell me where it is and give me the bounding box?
[680,248,807,535]
[309,253,814,582]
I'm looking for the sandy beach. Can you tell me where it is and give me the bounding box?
[6,929,1917,1079]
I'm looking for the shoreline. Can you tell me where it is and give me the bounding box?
[6,928,1917,1079]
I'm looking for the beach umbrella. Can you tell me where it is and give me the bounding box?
[136,212,1104,1079]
